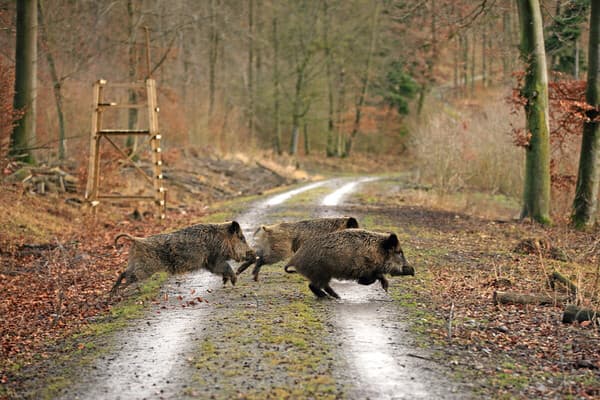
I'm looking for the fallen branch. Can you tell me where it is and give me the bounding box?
[562,304,599,324]
[493,291,566,306]
[548,271,578,298]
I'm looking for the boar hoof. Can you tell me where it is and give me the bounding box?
[379,277,389,291]
[308,284,328,298]
[324,285,340,299]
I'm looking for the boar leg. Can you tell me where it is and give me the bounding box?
[236,258,255,275]
[251,257,266,282]
[323,284,341,299]
[308,283,328,298]
[215,260,237,286]
[378,276,389,291]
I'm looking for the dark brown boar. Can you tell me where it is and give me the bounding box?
[111,221,254,293]
[284,229,414,299]
[236,216,359,281]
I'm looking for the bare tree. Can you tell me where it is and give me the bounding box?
[10,0,37,163]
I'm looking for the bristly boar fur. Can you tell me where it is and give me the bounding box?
[284,229,414,299]
[111,221,254,294]
[236,216,359,281]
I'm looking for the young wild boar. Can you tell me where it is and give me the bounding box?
[110,221,255,293]
[284,229,414,299]
[236,216,359,281]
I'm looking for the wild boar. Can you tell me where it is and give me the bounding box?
[284,229,414,299]
[111,221,254,293]
[236,216,359,281]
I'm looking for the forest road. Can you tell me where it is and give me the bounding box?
[60,176,470,400]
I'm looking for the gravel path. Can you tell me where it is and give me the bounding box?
[59,177,471,399]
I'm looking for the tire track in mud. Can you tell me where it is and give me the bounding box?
[61,179,342,400]
[317,178,468,399]
[62,177,468,399]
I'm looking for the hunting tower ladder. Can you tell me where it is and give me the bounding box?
[84,78,166,219]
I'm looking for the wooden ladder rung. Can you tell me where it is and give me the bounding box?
[98,81,146,89]
[87,78,166,219]
[97,129,150,135]
[98,103,148,109]
[97,195,156,200]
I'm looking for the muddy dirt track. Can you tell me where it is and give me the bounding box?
[58,176,471,400]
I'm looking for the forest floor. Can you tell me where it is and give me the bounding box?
[0,150,599,399]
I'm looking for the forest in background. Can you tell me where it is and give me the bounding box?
[0,0,597,220]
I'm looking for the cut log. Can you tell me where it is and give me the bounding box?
[493,291,566,306]
[548,271,578,298]
[562,304,599,324]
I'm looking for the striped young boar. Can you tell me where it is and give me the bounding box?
[111,221,254,293]
[284,229,414,299]
[236,216,359,281]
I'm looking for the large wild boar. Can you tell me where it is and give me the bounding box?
[284,229,414,299]
[111,221,254,293]
[236,216,359,281]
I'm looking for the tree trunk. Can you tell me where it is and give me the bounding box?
[517,0,552,225]
[550,0,562,72]
[482,23,487,88]
[336,68,346,157]
[126,0,139,152]
[323,0,335,157]
[208,0,219,117]
[272,17,282,154]
[289,124,299,156]
[345,0,380,157]
[289,49,309,156]
[470,30,475,95]
[454,36,459,93]
[462,33,468,95]
[572,1,600,229]
[247,0,255,142]
[574,38,580,80]
[10,0,37,164]
[38,0,66,160]
[502,9,511,82]
[303,120,309,156]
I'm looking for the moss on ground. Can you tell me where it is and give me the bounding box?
[190,266,343,399]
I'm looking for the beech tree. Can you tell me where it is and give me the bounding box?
[10,0,37,164]
[516,0,551,224]
[572,1,600,229]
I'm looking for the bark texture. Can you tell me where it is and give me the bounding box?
[517,0,552,224]
[572,1,600,229]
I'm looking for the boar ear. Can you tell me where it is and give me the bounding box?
[228,221,242,235]
[346,217,359,229]
[382,233,399,251]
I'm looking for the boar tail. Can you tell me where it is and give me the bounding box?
[284,264,297,274]
[114,233,136,248]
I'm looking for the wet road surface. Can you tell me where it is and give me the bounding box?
[62,177,469,399]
